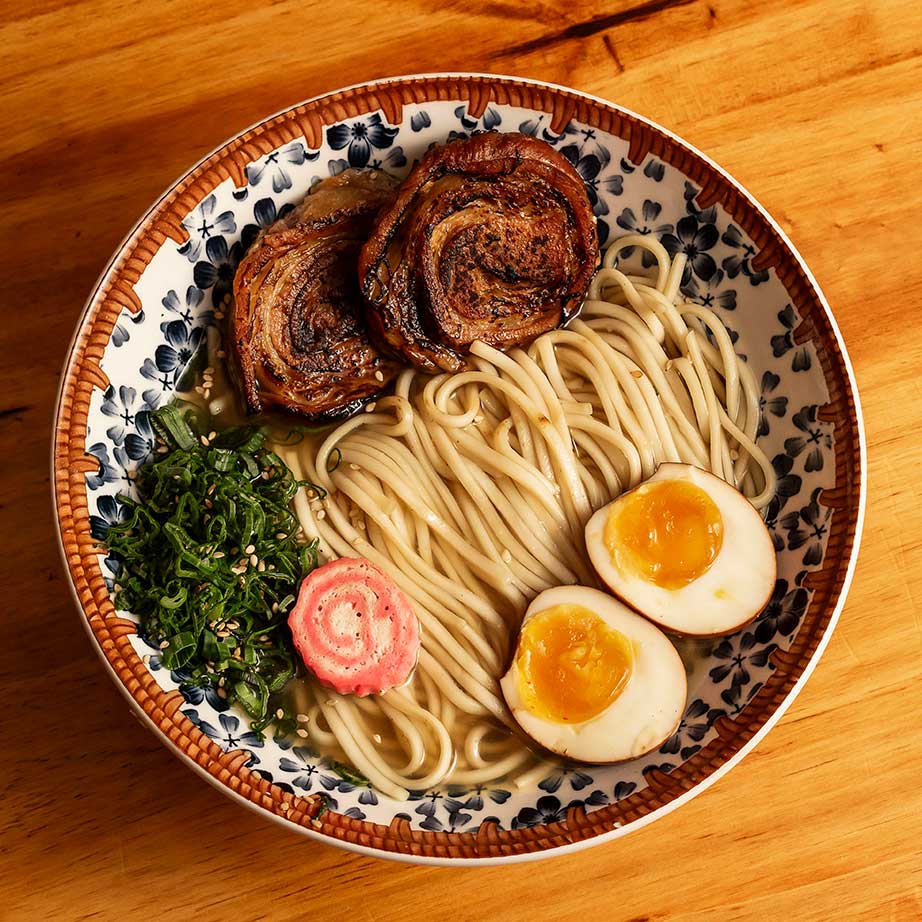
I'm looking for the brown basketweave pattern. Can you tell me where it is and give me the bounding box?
[53,75,862,860]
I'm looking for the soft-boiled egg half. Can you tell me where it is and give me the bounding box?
[500,586,687,763]
[585,463,776,637]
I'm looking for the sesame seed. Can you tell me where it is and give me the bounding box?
[374,370,384,382]
[730,449,740,460]
[276,708,285,720]
[373,733,382,744]
[311,818,322,829]
[276,532,287,540]
[200,435,210,446]
[349,463,360,471]
[216,349,226,359]
[113,583,122,593]
[258,560,266,572]
[267,564,275,571]
[297,728,309,738]
[249,554,258,566]
[280,802,290,812]
[296,714,310,723]
[217,629,230,638]
[664,360,674,371]
[631,370,643,379]
[213,551,225,559]
[365,402,376,413]
[261,470,270,479]
[204,499,212,509]
[207,429,217,439]
[271,603,279,614]
[352,537,363,546]
[244,544,255,555]
[501,549,512,563]
[218,678,225,687]
[194,385,204,395]
[217,687,227,699]
[306,490,316,499]
[233,647,242,658]
[205,370,214,378]
[142,655,150,665]
[159,640,170,650]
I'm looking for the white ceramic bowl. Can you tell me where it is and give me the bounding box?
[53,74,865,864]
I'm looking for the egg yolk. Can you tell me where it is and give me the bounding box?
[515,604,633,724]
[604,479,723,590]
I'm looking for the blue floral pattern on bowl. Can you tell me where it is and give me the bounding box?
[85,98,835,835]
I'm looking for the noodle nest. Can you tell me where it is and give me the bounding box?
[277,235,775,800]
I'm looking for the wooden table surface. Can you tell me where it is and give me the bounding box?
[4,0,922,918]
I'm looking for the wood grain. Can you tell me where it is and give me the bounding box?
[2,0,921,917]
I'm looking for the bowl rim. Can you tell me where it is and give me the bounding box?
[51,71,866,866]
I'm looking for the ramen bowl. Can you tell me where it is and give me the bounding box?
[52,73,864,864]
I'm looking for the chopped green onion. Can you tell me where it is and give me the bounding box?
[105,404,321,733]
[161,631,198,670]
[328,760,371,786]
[151,404,198,451]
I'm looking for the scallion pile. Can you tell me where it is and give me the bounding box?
[106,405,318,734]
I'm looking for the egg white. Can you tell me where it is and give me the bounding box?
[500,586,687,763]
[585,463,777,637]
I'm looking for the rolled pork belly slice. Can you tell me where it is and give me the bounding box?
[231,169,403,421]
[358,132,600,374]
